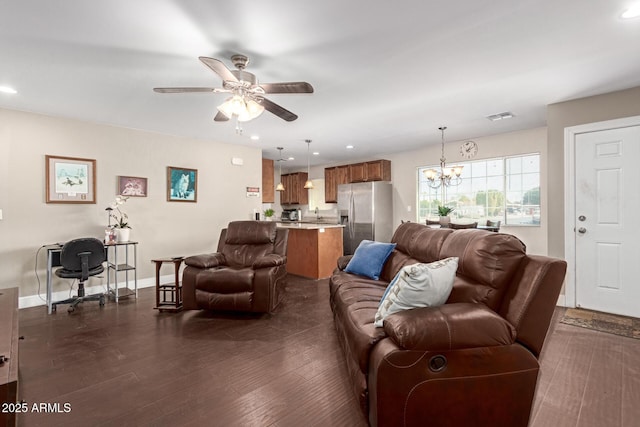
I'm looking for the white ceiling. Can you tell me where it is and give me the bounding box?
[1,0,640,168]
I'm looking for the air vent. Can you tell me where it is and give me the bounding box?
[486,112,515,121]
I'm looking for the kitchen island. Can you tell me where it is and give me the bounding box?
[276,222,344,279]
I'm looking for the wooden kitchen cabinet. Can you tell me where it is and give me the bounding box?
[366,159,391,181]
[280,172,308,205]
[349,160,391,182]
[262,158,274,203]
[324,165,350,203]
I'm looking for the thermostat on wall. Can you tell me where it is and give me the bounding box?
[231,157,244,166]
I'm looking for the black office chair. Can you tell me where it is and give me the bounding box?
[52,237,106,313]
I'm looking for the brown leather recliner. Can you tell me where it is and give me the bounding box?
[182,221,289,313]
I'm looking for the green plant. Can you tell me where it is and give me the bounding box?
[437,205,454,217]
[264,208,275,218]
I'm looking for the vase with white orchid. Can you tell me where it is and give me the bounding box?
[106,196,131,242]
[107,196,131,229]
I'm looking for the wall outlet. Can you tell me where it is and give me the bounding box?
[407,205,412,212]
[0,209,3,220]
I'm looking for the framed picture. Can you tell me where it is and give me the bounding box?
[167,166,197,202]
[45,155,96,204]
[118,176,148,197]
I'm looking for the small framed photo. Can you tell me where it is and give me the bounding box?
[118,176,148,197]
[45,155,96,204]
[167,166,197,202]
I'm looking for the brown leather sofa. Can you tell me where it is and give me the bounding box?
[182,221,289,313]
[330,222,567,427]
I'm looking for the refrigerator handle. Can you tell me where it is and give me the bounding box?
[350,191,355,240]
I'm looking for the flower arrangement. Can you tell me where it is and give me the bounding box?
[107,196,131,229]
[264,208,275,218]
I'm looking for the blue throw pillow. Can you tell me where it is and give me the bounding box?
[344,240,397,280]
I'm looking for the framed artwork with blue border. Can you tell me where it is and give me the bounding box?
[167,166,197,202]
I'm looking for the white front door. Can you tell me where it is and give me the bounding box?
[574,125,640,317]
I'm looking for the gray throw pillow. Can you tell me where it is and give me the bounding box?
[374,257,458,327]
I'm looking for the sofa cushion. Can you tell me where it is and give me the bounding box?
[194,267,254,293]
[441,230,526,309]
[225,221,277,245]
[380,224,453,282]
[329,273,389,374]
[345,240,396,280]
[374,257,458,327]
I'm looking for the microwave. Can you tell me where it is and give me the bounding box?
[281,209,299,221]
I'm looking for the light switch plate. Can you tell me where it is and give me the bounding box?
[0,209,3,220]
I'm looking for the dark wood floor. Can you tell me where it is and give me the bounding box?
[15,276,640,427]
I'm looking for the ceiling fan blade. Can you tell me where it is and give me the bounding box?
[153,87,218,93]
[260,97,298,122]
[214,111,230,122]
[260,82,314,94]
[199,57,239,83]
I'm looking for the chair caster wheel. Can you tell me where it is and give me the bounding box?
[67,306,75,313]
[99,296,105,306]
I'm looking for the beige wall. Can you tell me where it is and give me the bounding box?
[0,108,263,299]
[384,127,548,255]
[547,86,640,258]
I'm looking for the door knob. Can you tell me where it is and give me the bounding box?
[578,227,587,234]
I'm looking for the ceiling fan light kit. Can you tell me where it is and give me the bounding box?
[154,55,313,124]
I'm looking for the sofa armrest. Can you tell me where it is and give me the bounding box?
[253,254,287,269]
[184,253,226,269]
[336,255,353,271]
[383,303,516,351]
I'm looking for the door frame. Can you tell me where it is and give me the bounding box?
[563,115,640,308]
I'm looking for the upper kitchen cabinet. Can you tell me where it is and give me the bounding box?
[349,160,391,182]
[325,161,390,203]
[280,172,309,205]
[324,165,349,203]
[262,158,275,203]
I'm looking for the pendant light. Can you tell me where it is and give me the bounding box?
[304,139,314,189]
[276,147,285,192]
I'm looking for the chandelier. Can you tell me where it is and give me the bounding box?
[423,126,463,189]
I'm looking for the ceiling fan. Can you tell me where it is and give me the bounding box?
[153,55,314,122]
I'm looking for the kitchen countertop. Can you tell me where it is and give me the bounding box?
[276,222,344,230]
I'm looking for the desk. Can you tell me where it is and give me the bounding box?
[45,241,138,314]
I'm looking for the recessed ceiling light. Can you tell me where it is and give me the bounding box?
[486,112,515,121]
[622,4,640,19]
[346,145,354,149]
[250,135,259,141]
[288,156,295,161]
[312,152,320,155]
[0,86,17,94]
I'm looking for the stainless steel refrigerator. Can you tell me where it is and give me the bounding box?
[338,181,393,255]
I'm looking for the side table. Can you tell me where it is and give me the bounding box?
[151,257,184,312]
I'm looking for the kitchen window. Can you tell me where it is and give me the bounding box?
[417,153,540,226]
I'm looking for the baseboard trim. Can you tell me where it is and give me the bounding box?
[557,293,567,307]
[18,274,175,309]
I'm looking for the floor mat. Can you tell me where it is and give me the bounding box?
[560,308,640,340]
